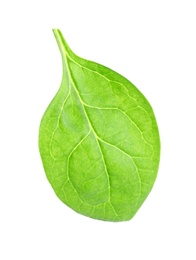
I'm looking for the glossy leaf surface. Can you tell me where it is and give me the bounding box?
[39,29,160,221]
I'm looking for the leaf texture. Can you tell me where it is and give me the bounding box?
[39,29,160,221]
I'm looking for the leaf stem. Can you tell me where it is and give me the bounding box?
[52,29,74,58]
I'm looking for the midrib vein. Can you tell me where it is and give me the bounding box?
[64,55,119,218]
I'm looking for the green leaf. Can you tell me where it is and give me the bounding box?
[39,29,160,222]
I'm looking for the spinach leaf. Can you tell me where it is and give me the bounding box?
[39,29,160,221]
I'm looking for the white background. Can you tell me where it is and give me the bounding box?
[0,0,196,259]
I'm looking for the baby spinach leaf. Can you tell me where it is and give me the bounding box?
[39,29,160,221]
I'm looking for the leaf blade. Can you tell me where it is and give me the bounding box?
[39,29,160,221]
